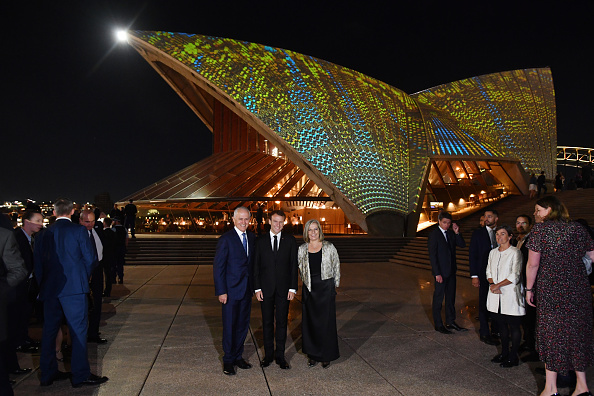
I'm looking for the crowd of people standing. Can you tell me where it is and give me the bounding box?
[429,195,594,396]
[0,198,137,393]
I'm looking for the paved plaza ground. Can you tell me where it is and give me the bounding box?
[11,261,594,395]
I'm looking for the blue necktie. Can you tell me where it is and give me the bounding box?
[242,232,247,254]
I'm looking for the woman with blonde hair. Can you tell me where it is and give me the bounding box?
[298,219,340,368]
[526,196,594,396]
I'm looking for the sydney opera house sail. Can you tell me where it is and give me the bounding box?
[121,31,556,236]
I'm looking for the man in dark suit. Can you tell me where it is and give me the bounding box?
[253,210,298,369]
[514,214,537,359]
[34,198,108,388]
[123,199,137,238]
[428,211,466,334]
[213,206,255,376]
[79,209,107,344]
[0,227,27,396]
[100,218,116,298]
[11,210,43,356]
[469,209,500,345]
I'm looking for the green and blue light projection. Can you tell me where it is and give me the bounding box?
[127,30,556,229]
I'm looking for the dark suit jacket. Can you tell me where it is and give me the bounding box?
[253,233,298,297]
[0,228,27,341]
[213,229,255,300]
[34,219,95,300]
[517,233,531,287]
[428,227,465,278]
[13,227,34,275]
[469,227,494,279]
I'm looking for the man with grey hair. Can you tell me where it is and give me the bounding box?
[213,206,256,375]
[34,198,108,388]
[79,209,107,344]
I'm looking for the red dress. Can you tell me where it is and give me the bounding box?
[527,221,594,373]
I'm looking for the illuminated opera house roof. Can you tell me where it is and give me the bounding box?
[122,31,556,235]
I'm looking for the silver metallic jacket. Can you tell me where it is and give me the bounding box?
[298,241,341,291]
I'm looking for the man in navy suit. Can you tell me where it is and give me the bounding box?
[428,211,466,334]
[213,206,255,375]
[253,210,298,369]
[34,198,108,388]
[469,209,500,345]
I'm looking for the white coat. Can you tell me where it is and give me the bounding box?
[486,246,525,316]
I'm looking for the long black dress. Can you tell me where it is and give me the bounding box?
[301,250,340,362]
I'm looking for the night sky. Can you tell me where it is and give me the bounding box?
[2,1,592,204]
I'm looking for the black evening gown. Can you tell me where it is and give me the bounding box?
[302,250,340,362]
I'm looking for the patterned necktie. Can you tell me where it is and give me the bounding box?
[490,228,497,248]
[242,232,247,254]
[273,235,278,253]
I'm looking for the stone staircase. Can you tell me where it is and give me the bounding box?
[125,235,411,266]
[389,189,594,277]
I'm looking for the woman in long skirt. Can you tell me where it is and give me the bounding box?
[298,219,340,368]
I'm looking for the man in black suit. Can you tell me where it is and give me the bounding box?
[514,214,537,359]
[469,209,500,345]
[213,206,256,376]
[12,210,43,354]
[0,227,27,396]
[253,210,298,369]
[100,218,116,298]
[79,209,107,344]
[428,211,466,334]
[123,199,137,238]
[34,198,108,388]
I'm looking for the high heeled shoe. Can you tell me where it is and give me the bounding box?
[575,392,593,396]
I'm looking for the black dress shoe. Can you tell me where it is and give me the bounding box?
[40,371,71,386]
[234,358,252,369]
[223,363,236,375]
[435,325,453,334]
[308,358,317,368]
[87,337,108,344]
[480,335,500,345]
[276,358,290,369]
[500,359,519,368]
[445,322,468,332]
[260,356,273,367]
[491,354,506,363]
[9,379,16,385]
[11,368,32,375]
[71,373,109,388]
[322,361,330,369]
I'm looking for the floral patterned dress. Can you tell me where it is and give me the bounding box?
[527,221,594,373]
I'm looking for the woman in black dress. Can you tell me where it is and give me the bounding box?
[298,219,340,368]
[526,196,594,396]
